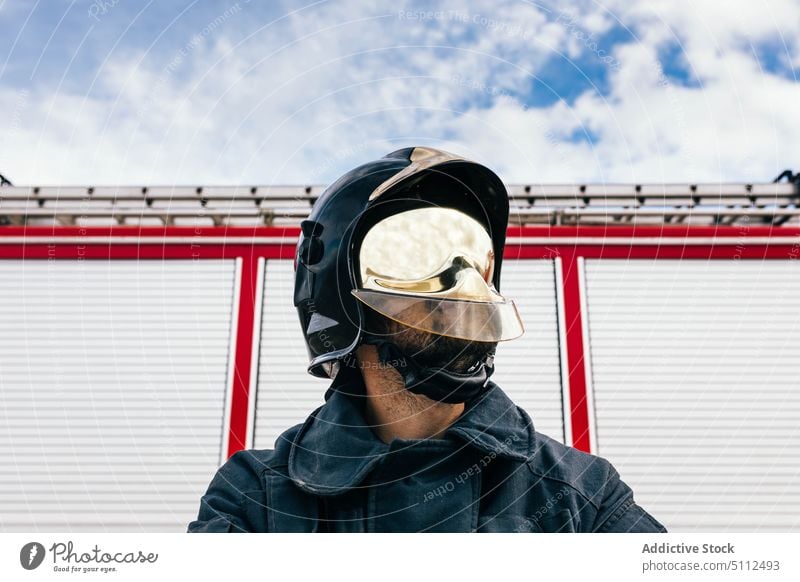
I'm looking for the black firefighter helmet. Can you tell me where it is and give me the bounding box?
[293,146,524,400]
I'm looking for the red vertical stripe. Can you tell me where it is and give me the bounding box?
[227,256,259,458]
[560,251,592,453]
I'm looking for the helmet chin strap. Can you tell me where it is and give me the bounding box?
[360,336,495,404]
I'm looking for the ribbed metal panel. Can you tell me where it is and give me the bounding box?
[584,259,800,532]
[252,261,328,450]
[253,260,564,450]
[491,260,564,442]
[0,260,235,532]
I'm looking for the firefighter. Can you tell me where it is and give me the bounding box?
[188,147,666,532]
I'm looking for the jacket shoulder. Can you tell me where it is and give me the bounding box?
[187,424,302,532]
[231,423,302,471]
[526,430,613,509]
[214,421,302,482]
[526,431,667,532]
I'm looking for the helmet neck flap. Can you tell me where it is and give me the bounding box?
[360,335,496,404]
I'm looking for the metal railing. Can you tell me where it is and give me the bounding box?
[1,178,798,226]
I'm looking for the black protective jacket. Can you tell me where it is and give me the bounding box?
[189,369,667,533]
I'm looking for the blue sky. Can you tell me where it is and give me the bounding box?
[0,0,798,185]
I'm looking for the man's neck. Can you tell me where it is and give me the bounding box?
[355,345,465,444]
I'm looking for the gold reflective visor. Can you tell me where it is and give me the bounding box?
[352,207,524,342]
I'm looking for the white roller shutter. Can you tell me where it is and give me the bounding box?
[584,259,800,532]
[0,259,236,532]
[253,259,564,450]
[492,260,564,443]
[252,261,328,450]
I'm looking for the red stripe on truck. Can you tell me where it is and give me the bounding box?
[227,256,259,458]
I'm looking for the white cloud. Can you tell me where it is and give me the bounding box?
[0,0,797,186]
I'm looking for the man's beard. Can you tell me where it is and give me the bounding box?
[366,310,497,374]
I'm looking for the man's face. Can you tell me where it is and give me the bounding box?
[364,306,497,374]
[353,207,523,346]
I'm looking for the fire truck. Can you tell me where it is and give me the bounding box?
[1,173,798,532]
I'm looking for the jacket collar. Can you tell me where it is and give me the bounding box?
[288,368,536,496]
